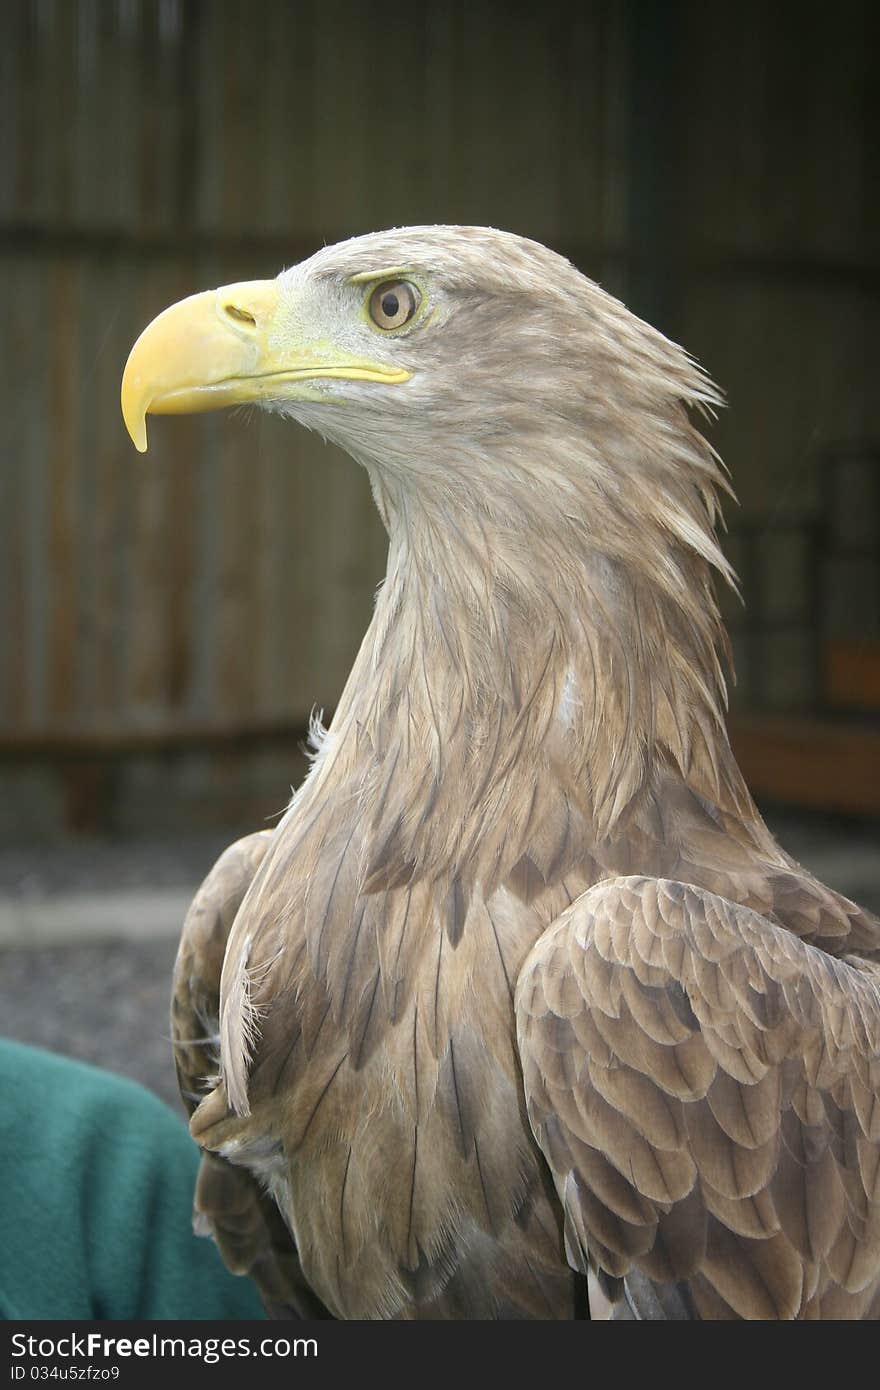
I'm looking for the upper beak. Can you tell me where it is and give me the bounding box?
[121,279,412,452]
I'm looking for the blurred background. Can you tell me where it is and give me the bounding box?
[0,0,877,1107]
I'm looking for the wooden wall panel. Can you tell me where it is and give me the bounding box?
[680,1,875,266]
[0,0,876,771]
[683,279,879,520]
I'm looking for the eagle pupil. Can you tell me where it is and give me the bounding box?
[382,292,400,319]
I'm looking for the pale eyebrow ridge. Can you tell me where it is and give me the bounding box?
[346,266,413,285]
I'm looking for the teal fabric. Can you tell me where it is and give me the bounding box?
[0,1040,266,1321]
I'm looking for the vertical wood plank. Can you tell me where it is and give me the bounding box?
[47,260,78,722]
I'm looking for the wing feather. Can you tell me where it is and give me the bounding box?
[515,874,880,1318]
[172,831,332,1319]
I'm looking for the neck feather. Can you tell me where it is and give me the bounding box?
[300,415,756,892]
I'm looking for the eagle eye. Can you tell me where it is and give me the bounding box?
[368,280,420,332]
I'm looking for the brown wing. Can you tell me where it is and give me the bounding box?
[172,831,332,1319]
[515,874,880,1319]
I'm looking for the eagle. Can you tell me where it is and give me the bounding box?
[121,226,880,1320]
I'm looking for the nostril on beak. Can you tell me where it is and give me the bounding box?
[224,303,257,327]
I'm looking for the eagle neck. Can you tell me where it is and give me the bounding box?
[300,458,755,889]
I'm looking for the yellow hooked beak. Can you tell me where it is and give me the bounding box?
[121,279,412,452]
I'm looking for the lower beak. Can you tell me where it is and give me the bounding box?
[120,279,411,452]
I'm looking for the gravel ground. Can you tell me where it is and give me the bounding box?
[0,812,877,1112]
[0,935,184,1110]
[0,835,232,1113]
[0,832,235,899]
